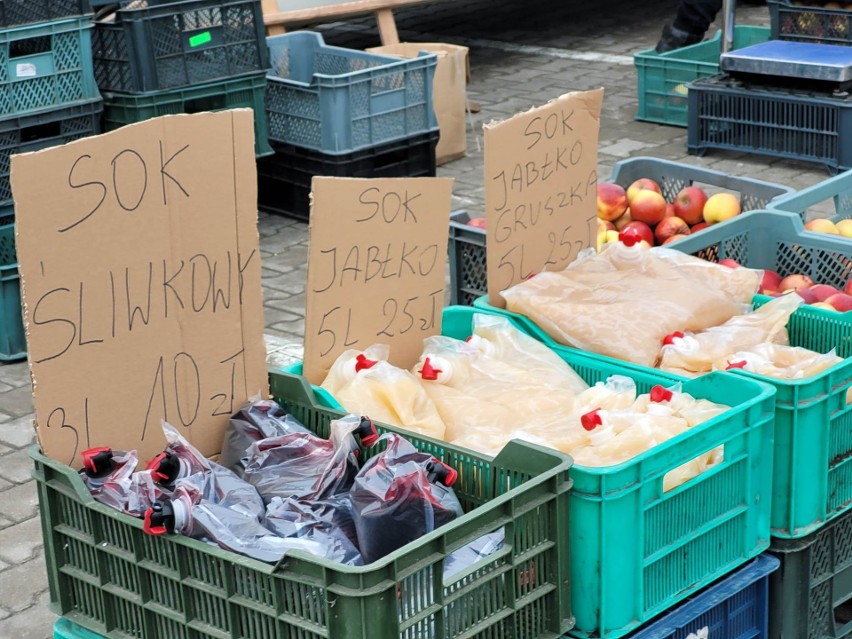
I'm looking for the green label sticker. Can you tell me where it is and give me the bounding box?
[189,32,212,48]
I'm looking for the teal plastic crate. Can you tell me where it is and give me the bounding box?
[0,221,24,362]
[54,618,103,639]
[293,305,775,638]
[265,31,437,154]
[34,367,574,639]
[0,17,99,117]
[768,167,852,224]
[635,25,770,127]
[0,0,91,28]
[103,71,273,157]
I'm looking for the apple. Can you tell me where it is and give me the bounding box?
[662,235,687,245]
[836,219,852,238]
[621,221,655,246]
[719,258,740,269]
[630,190,668,226]
[597,183,629,221]
[826,293,852,312]
[794,288,819,304]
[626,178,662,205]
[779,274,814,291]
[691,222,709,233]
[809,284,841,302]
[804,218,840,235]
[598,219,616,233]
[614,209,633,231]
[846,278,852,295]
[703,193,741,225]
[673,186,709,225]
[654,216,691,244]
[467,216,486,229]
[811,302,836,310]
[663,203,676,219]
[760,270,783,294]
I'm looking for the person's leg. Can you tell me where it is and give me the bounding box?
[656,0,724,53]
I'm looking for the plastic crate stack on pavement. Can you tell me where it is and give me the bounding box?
[92,0,272,157]
[687,3,852,172]
[0,0,103,362]
[258,31,439,222]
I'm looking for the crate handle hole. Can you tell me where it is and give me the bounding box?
[184,96,227,114]
[10,36,51,59]
[20,120,61,143]
[834,595,852,633]
[663,445,724,493]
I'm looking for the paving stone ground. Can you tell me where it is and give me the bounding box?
[0,1,830,636]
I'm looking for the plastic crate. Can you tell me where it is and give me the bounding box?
[768,506,852,639]
[257,129,438,222]
[448,210,486,306]
[0,17,99,117]
[266,31,437,154]
[769,0,852,46]
[447,157,792,307]
[768,167,852,223]
[92,0,269,94]
[634,25,769,127]
[687,73,852,173]
[625,554,779,639]
[34,368,575,639]
[0,0,91,28]
[0,98,102,209]
[668,210,852,538]
[103,72,272,157]
[0,221,25,362]
[54,618,103,639]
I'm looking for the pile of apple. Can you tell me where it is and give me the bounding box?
[721,259,852,312]
[803,217,852,238]
[597,179,741,249]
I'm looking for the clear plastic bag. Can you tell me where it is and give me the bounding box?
[79,447,139,511]
[220,398,310,474]
[443,529,506,581]
[145,422,214,487]
[719,343,843,379]
[658,294,803,375]
[243,415,377,504]
[350,433,463,564]
[501,243,761,368]
[265,495,363,565]
[322,347,447,440]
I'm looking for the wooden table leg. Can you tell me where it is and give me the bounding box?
[376,8,400,45]
[261,0,286,35]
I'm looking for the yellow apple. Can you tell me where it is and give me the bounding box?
[836,218,852,238]
[703,193,741,225]
[804,218,840,234]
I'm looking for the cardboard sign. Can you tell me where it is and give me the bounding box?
[484,89,604,307]
[304,177,454,384]
[11,111,268,467]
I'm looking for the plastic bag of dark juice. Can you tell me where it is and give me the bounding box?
[350,433,463,564]
[220,398,310,474]
[243,415,378,503]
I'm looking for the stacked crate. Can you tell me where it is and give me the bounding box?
[258,31,439,222]
[92,0,272,157]
[0,0,102,361]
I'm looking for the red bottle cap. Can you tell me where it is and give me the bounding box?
[144,452,170,482]
[143,508,167,536]
[354,354,378,372]
[662,331,684,346]
[650,385,673,403]
[418,357,442,381]
[581,409,603,431]
[619,230,642,247]
[726,360,748,370]
[81,446,112,474]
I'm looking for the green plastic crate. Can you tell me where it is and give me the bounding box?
[768,167,852,224]
[0,222,24,362]
[292,305,775,638]
[634,26,770,127]
[54,618,104,639]
[33,367,574,639]
[103,72,273,157]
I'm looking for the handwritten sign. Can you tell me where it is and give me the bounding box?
[11,111,269,467]
[303,176,454,384]
[484,89,604,307]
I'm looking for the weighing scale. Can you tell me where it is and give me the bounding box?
[721,40,852,91]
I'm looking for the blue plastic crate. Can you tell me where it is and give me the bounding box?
[0,221,24,362]
[768,167,852,224]
[265,31,438,154]
[624,554,778,639]
[0,17,99,117]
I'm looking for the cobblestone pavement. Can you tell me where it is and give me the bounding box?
[0,0,830,636]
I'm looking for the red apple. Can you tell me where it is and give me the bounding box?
[794,288,819,304]
[779,274,814,292]
[673,186,709,225]
[654,216,691,244]
[662,235,687,245]
[598,219,616,233]
[630,190,668,226]
[691,222,709,233]
[467,216,486,229]
[663,203,676,219]
[826,293,852,312]
[614,209,633,231]
[620,221,655,246]
[719,258,740,269]
[760,270,782,294]
[809,284,841,302]
[597,183,629,221]
[626,178,662,206]
[846,278,852,296]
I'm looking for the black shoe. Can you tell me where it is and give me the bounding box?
[655,24,703,53]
